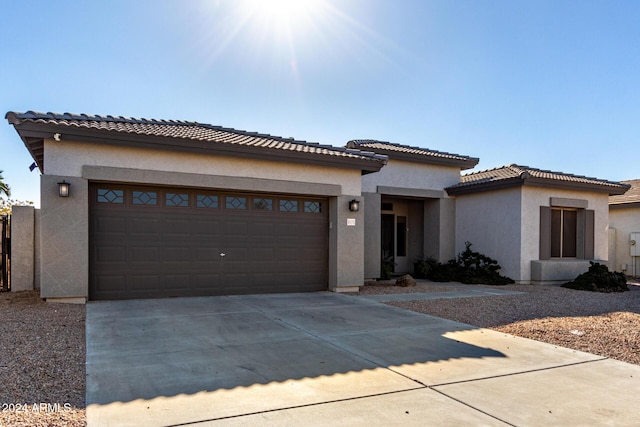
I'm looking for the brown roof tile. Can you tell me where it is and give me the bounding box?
[6,111,387,173]
[609,179,640,206]
[346,139,478,170]
[447,164,630,196]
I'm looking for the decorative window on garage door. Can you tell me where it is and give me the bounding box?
[196,194,218,208]
[165,193,189,207]
[132,191,158,206]
[97,189,124,204]
[303,201,321,213]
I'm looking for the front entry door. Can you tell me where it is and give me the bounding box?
[380,202,410,274]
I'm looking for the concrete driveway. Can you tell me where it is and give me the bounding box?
[86,292,640,426]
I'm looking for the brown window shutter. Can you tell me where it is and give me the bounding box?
[585,209,595,259]
[539,206,551,260]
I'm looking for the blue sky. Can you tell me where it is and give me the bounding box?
[1,0,639,205]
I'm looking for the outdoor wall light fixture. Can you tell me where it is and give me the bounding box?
[58,181,70,197]
[348,199,360,212]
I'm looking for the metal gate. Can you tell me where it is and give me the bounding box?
[1,215,9,292]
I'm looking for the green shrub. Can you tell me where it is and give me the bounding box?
[561,262,628,293]
[415,242,514,285]
[380,251,395,280]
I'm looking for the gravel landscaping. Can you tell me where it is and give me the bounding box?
[1,279,638,425]
[359,279,640,366]
[0,291,85,427]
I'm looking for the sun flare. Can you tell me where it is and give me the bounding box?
[243,0,326,26]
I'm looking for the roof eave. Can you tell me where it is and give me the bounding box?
[447,176,629,196]
[8,119,387,175]
[610,201,640,210]
[368,148,479,170]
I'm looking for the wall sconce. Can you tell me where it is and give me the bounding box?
[348,199,360,212]
[58,181,70,197]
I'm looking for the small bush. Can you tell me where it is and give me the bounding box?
[414,242,514,285]
[561,262,628,293]
[380,251,395,280]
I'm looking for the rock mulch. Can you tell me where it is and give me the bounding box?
[0,291,85,427]
[359,280,640,366]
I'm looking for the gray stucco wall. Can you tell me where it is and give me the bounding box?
[38,138,366,299]
[363,192,381,279]
[9,206,35,292]
[424,198,456,262]
[609,207,640,274]
[454,187,523,281]
[39,175,89,300]
[329,196,365,290]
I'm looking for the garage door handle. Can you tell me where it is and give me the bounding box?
[220,253,226,257]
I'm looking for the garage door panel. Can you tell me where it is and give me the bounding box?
[164,219,191,236]
[130,246,160,263]
[90,184,328,300]
[165,275,191,290]
[95,275,127,292]
[95,216,127,235]
[95,246,126,263]
[130,275,161,290]
[164,247,191,263]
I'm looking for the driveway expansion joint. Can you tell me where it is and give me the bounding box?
[430,357,609,388]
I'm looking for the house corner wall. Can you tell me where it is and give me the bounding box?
[329,195,365,291]
[363,192,381,279]
[40,175,88,300]
[424,198,456,262]
[9,206,36,291]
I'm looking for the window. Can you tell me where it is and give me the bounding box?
[165,193,189,207]
[196,195,218,208]
[551,209,577,258]
[132,191,157,206]
[253,198,273,211]
[226,196,247,210]
[279,199,298,213]
[303,201,321,213]
[539,206,594,260]
[97,189,123,204]
[396,216,407,257]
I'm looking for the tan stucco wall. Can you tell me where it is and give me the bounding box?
[40,139,365,299]
[454,187,523,281]
[44,139,361,195]
[40,175,89,300]
[361,160,461,194]
[609,207,640,274]
[455,185,611,283]
[521,186,610,276]
[9,206,35,292]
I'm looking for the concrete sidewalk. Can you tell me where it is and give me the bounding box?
[86,292,640,426]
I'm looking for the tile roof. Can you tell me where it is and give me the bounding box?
[346,139,478,170]
[6,111,387,173]
[447,164,630,196]
[609,179,640,206]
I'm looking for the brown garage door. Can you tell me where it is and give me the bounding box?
[89,184,328,300]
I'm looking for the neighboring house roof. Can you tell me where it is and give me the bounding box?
[6,111,387,174]
[446,164,630,196]
[345,139,479,170]
[609,179,640,209]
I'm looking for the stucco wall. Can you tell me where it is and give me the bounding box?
[521,186,610,278]
[40,138,365,299]
[9,206,35,292]
[44,139,361,195]
[454,187,523,281]
[40,175,89,300]
[361,160,461,194]
[455,185,612,283]
[609,207,640,274]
